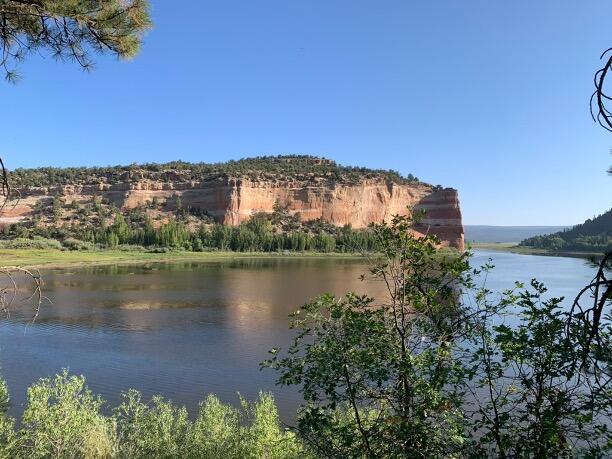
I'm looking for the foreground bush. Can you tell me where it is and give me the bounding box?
[0,372,306,459]
[265,214,612,458]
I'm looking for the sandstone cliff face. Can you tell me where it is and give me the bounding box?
[7,179,464,250]
[220,180,463,250]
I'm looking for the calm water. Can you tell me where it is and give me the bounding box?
[0,251,598,421]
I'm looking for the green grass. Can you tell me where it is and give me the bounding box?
[469,242,546,255]
[0,249,365,269]
[0,244,601,270]
[469,242,519,251]
[469,242,604,258]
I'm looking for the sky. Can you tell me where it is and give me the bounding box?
[1,0,611,225]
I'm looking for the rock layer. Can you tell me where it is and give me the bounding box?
[6,179,465,250]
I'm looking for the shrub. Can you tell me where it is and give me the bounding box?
[62,238,96,251]
[145,247,173,253]
[188,394,246,458]
[116,245,146,252]
[19,370,116,458]
[0,372,306,459]
[0,379,16,458]
[115,390,190,458]
[115,391,307,459]
[241,393,304,459]
[0,237,63,250]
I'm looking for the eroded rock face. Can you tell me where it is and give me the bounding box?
[8,179,465,250]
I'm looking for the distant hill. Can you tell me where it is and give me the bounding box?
[519,209,612,254]
[465,225,569,244]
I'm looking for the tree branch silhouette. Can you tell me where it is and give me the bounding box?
[0,0,151,82]
[568,46,612,383]
[591,48,612,133]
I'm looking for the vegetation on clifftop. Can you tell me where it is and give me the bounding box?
[10,155,423,188]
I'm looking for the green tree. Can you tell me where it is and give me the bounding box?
[51,196,63,222]
[211,223,232,251]
[271,199,289,228]
[0,0,151,82]
[174,195,185,219]
[266,213,612,458]
[466,279,612,457]
[110,213,133,244]
[265,214,473,457]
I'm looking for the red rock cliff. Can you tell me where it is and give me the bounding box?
[215,179,463,250]
[8,178,464,250]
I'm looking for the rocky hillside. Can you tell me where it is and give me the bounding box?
[3,156,464,250]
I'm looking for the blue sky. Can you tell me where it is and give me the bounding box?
[2,0,611,225]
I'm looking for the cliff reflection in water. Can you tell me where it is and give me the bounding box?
[0,258,383,421]
[32,259,384,332]
[0,252,593,423]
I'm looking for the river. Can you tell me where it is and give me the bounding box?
[0,250,598,421]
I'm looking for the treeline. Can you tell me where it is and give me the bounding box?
[5,210,380,253]
[10,155,421,188]
[519,208,612,253]
[86,214,379,253]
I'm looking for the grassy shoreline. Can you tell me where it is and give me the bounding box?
[0,248,366,269]
[0,244,603,270]
[469,242,604,259]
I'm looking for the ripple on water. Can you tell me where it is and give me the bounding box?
[0,253,597,421]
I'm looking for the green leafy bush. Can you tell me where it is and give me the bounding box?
[19,371,115,458]
[115,390,190,458]
[0,237,63,250]
[0,372,306,458]
[0,378,16,458]
[62,238,97,251]
[266,213,612,458]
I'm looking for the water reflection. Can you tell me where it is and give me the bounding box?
[0,258,383,421]
[0,252,597,422]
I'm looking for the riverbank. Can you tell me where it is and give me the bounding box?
[469,242,604,259]
[0,248,367,269]
[1,244,602,270]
